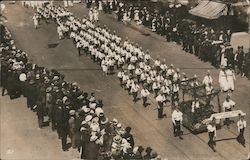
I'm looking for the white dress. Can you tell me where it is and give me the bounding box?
[220,53,227,67]
[98,1,103,10]
[89,11,93,21]
[68,0,73,6]
[33,16,38,28]
[225,69,235,91]
[219,70,229,91]
[63,0,68,7]
[93,10,99,21]
[134,10,139,21]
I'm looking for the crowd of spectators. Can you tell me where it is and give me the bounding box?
[0,23,165,159]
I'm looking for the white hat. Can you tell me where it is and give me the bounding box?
[89,102,97,109]
[80,126,86,132]
[62,96,68,103]
[91,117,99,124]
[89,97,95,102]
[77,95,84,100]
[81,121,87,125]
[111,118,118,125]
[19,73,27,82]
[95,107,104,117]
[85,115,93,122]
[53,76,59,81]
[69,110,75,116]
[90,134,98,142]
[117,123,122,128]
[113,135,122,143]
[81,105,90,113]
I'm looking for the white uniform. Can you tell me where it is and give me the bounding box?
[237,119,246,132]
[98,1,103,10]
[220,53,227,67]
[140,88,150,98]
[89,10,93,21]
[218,70,229,91]
[93,9,99,22]
[225,69,236,91]
[33,15,38,28]
[203,75,213,86]
[191,101,200,113]
[172,110,183,124]
[207,124,216,137]
[222,99,235,112]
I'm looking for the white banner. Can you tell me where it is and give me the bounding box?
[202,110,246,124]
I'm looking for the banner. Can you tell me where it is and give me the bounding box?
[202,110,246,124]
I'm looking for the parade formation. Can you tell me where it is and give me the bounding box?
[0,0,249,160]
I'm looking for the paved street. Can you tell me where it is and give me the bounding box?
[1,2,249,160]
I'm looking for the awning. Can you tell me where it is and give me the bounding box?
[189,1,227,19]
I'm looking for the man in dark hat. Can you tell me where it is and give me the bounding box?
[55,101,70,151]
[26,79,39,109]
[68,110,76,148]
[55,99,63,138]
[172,106,183,139]
[80,123,91,159]
[143,147,152,159]
[134,146,144,159]
[123,126,134,149]
[1,60,8,96]
[35,97,45,128]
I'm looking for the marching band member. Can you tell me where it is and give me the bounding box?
[207,118,217,152]
[225,65,236,92]
[117,70,124,86]
[173,68,181,83]
[130,81,140,103]
[191,98,200,113]
[167,64,175,81]
[202,70,213,86]
[205,83,214,95]
[154,57,161,72]
[237,114,246,147]
[32,13,39,29]
[140,85,150,107]
[156,92,166,119]
[152,80,161,97]
[219,66,229,92]
[172,106,183,139]
[222,95,236,128]
[93,7,99,22]
[57,25,63,39]
[89,8,94,21]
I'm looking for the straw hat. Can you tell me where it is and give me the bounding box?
[69,110,76,116]
[113,135,122,143]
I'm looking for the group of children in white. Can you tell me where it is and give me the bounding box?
[32,2,237,117]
